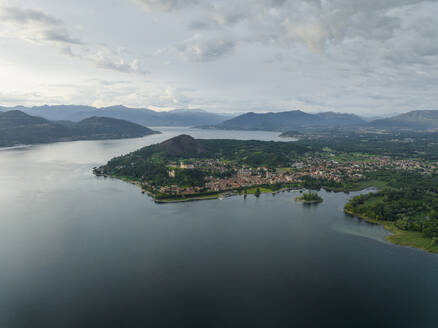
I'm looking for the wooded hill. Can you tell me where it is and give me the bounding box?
[0,110,159,147]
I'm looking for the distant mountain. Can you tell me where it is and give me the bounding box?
[369,110,438,130]
[205,110,366,131]
[0,105,231,127]
[315,112,365,126]
[0,110,50,128]
[0,110,71,146]
[0,110,159,147]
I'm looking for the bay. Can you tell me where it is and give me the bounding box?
[0,127,437,328]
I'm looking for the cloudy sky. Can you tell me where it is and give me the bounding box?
[0,0,437,114]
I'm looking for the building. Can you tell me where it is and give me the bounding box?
[180,162,195,169]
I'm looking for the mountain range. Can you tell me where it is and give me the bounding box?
[204,109,438,131]
[0,110,159,147]
[203,110,366,131]
[2,106,438,146]
[0,105,232,127]
[368,110,438,130]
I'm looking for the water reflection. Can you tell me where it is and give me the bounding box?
[0,128,437,328]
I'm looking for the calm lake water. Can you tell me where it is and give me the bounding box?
[1,127,437,328]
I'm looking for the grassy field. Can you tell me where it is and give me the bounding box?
[323,180,388,192]
[326,152,373,162]
[346,179,388,190]
[388,229,438,253]
[245,187,274,194]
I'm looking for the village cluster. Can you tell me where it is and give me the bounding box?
[147,156,436,196]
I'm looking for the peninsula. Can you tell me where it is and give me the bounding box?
[94,134,438,253]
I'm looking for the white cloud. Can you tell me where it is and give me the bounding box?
[177,34,236,62]
[135,0,432,53]
[0,6,147,75]
[134,0,198,12]
[1,0,438,114]
[0,6,81,47]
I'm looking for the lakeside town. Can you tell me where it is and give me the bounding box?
[92,133,438,253]
[117,155,437,198]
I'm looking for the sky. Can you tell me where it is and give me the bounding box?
[0,0,437,114]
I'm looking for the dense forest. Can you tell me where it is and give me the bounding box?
[345,171,438,239]
[292,129,438,160]
[130,136,309,166]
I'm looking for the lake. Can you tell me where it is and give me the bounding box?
[1,127,437,328]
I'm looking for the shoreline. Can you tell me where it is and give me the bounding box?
[0,131,162,150]
[344,209,438,254]
[294,197,323,204]
[154,194,220,203]
[294,191,324,204]
[97,173,377,204]
[95,173,304,203]
[96,173,380,206]
[97,173,438,254]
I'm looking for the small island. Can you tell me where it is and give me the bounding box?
[295,192,323,204]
